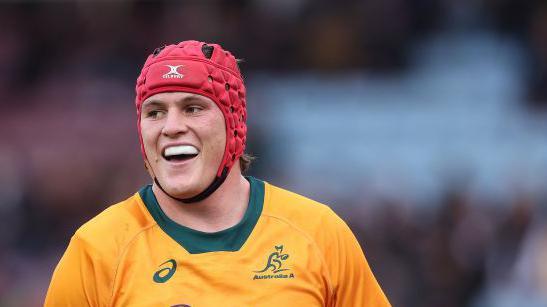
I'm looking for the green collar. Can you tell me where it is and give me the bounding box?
[139,177,264,254]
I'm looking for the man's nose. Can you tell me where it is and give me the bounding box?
[161,111,188,137]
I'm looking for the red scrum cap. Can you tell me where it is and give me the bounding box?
[135,41,247,202]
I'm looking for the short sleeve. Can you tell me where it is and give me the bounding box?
[44,234,112,307]
[320,208,390,307]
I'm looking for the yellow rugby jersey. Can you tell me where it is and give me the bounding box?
[45,177,390,307]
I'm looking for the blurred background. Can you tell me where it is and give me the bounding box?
[1,0,547,306]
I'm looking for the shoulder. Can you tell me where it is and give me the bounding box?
[72,190,155,256]
[264,182,333,217]
[45,192,154,307]
[262,181,351,243]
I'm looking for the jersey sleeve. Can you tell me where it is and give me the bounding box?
[320,208,391,307]
[44,234,113,307]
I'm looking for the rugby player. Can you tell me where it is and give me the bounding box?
[45,40,390,306]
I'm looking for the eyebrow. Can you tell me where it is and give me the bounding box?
[142,94,208,108]
[141,100,164,108]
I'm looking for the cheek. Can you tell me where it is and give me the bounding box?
[140,123,158,155]
[201,114,226,158]
[212,117,227,151]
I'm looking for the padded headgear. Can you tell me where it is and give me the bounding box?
[135,41,247,202]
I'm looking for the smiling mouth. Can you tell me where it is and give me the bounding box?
[162,145,199,162]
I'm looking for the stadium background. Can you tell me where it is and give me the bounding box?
[1,1,547,306]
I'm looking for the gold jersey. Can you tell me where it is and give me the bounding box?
[45,177,390,306]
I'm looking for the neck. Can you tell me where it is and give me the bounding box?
[152,167,250,233]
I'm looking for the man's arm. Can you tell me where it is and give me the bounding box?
[321,208,390,307]
[45,234,111,307]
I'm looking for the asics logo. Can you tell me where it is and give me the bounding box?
[153,259,177,283]
[163,65,184,79]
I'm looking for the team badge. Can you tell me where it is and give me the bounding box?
[253,245,295,280]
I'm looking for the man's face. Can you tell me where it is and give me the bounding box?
[140,92,226,198]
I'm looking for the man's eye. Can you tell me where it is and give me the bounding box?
[186,106,203,114]
[146,110,164,119]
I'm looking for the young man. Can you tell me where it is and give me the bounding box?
[45,41,390,306]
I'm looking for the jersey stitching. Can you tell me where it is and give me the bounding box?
[70,235,98,307]
[260,211,335,301]
[108,218,158,306]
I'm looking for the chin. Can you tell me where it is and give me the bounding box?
[160,175,204,199]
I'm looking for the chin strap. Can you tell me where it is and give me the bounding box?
[153,167,229,203]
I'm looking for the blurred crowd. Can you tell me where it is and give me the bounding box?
[0,1,547,306]
[344,188,546,307]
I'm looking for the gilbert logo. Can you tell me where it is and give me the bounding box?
[253,245,295,280]
[153,259,177,283]
[163,65,184,79]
